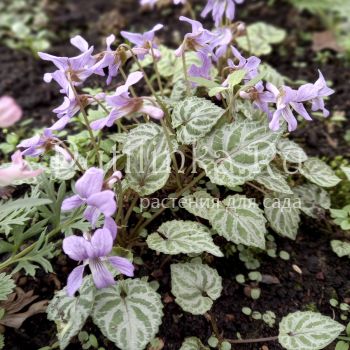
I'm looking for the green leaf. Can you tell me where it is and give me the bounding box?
[293,184,330,218]
[210,194,267,249]
[300,158,341,187]
[237,22,286,56]
[180,337,209,350]
[181,191,267,249]
[255,166,293,194]
[92,279,163,350]
[341,166,350,181]
[259,63,286,87]
[336,341,349,350]
[196,120,281,188]
[171,262,222,315]
[278,311,344,350]
[331,240,350,258]
[0,334,4,350]
[171,97,225,145]
[122,124,177,196]
[47,277,95,350]
[277,139,308,163]
[170,79,189,102]
[147,220,223,257]
[0,273,15,301]
[264,192,301,239]
[50,154,77,180]
[227,70,246,87]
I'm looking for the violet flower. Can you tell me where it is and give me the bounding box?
[201,0,244,27]
[240,82,275,119]
[223,46,260,85]
[175,17,215,58]
[90,71,164,130]
[266,83,313,132]
[0,96,22,128]
[210,27,233,61]
[310,70,335,117]
[39,35,103,94]
[0,151,43,187]
[61,168,117,226]
[121,24,163,60]
[63,227,134,296]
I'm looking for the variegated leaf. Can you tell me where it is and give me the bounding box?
[147,220,223,257]
[210,194,267,249]
[92,279,163,350]
[300,158,341,187]
[331,240,350,258]
[171,262,222,315]
[180,337,209,350]
[264,192,301,239]
[277,139,308,163]
[255,166,293,194]
[180,190,216,220]
[172,97,225,144]
[279,311,344,350]
[47,276,95,350]
[196,120,281,188]
[293,183,330,218]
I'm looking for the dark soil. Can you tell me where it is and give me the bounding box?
[2,0,350,349]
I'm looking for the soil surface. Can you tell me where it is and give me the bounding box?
[1,0,350,349]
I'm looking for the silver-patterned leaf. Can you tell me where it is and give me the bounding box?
[210,194,267,249]
[171,262,222,315]
[172,97,225,144]
[255,166,293,194]
[125,140,171,196]
[300,158,341,187]
[196,120,281,188]
[123,123,177,155]
[147,220,223,257]
[264,192,301,239]
[47,276,95,350]
[279,311,344,350]
[331,240,350,258]
[293,183,330,218]
[277,139,308,163]
[180,190,216,220]
[92,279,163,350]
[180,337,209,350]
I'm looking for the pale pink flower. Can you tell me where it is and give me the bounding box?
[0,96,22,128]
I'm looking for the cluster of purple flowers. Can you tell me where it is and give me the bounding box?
[7,0,335,296]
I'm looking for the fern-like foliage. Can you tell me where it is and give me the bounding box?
[0,273,15,301]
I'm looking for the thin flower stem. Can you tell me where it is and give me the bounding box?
[246,181,268,195]
[185,1,196,19]
[150,45,164,97]
[206,312,223,344]
[181,52,191,96]
[123,195,139,228]
[131,171,206,237]
[115,181,124,224]
[226,336,279,344]
[161,120,182,188]
[70,84,101,164]
[58,141,84,172]
[119,66,137,98]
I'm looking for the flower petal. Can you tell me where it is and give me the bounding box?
[86,190,116,217]
[90,259,115,289]
[63,235,91,261]
[109,256,135,277]
[61,194,83,211]
[90,228,113,258]
[103,217,118,240]
[66,265,85,296]
[75,168,104,199]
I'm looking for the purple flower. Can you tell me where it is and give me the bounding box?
[39,35,103,94]
[201,0,244,27]
[210,27,233,60]
[61,168,117,226]
[223,46,260,85]
[310,70,335,117]
[266,83,313,132]
[17,121,71,160]
[63,228,134,296]
[90,72,164,130]
[121,24,163,60]
[240,81,275,118]
[188,51,212,81]
[175,17,215,58]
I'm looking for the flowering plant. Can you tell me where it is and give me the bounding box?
[0,1,347,350]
